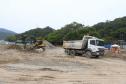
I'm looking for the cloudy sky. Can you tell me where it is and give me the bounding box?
[0,0,126,33]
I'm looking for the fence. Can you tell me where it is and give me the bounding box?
[118,41,126,49]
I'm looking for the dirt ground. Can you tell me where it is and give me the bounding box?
[0,45,126,84]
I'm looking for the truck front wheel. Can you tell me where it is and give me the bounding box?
[85,51,92,58]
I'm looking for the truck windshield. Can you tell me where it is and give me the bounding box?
[96,40,104,46]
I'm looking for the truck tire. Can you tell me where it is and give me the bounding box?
[70,50,76,56]
[85,51,92,58]
[95,55,100,58]
[65,49,67,53]
[66,49,70,55]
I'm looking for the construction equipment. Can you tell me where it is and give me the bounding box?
[33,40,46,51]
[14,39,46,51]
[63,35,105,58]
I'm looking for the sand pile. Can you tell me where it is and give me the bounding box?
[43,40,56,48]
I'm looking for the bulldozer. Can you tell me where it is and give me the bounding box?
[33,40,46,51]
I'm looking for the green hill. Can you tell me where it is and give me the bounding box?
[21,26,54,38]
[47,22,85,42]
[47,16,126,43]
[6,16,126,43]
[93,16,126,42]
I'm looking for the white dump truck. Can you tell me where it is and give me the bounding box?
[63,35,105,58]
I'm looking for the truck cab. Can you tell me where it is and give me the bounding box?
[86,39,105,57]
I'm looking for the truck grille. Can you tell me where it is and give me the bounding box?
[98,48,105,52]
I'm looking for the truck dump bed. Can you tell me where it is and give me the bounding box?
[63,36,94,50]
[63,40,83,49]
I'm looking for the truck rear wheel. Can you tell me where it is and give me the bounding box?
[65,49,67,53]
[70,50,76,56]
[66,49,70,55]
[85,51,92,58]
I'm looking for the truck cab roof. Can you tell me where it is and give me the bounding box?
[82,35,103,41]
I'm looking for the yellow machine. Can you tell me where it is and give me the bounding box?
[34,40,46,51]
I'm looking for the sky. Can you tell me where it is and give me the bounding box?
[0,0,126,33]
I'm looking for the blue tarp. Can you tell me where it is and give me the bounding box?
[104,44,112,49]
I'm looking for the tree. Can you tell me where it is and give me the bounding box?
[6,35,17,42]
[47,22,84,42]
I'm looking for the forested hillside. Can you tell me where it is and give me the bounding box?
[93,17,126,42]
[47,22,85,42]
[47,16,126,43]
[6,26,54,42]
[6,16,126,43]
[20,26,54,38]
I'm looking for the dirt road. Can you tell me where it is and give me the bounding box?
[0,46,126,84]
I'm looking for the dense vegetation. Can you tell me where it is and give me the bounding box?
[47,17,126,43]
[6,16,126,44]
[93,17,126,42]
[6,26,54,42]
